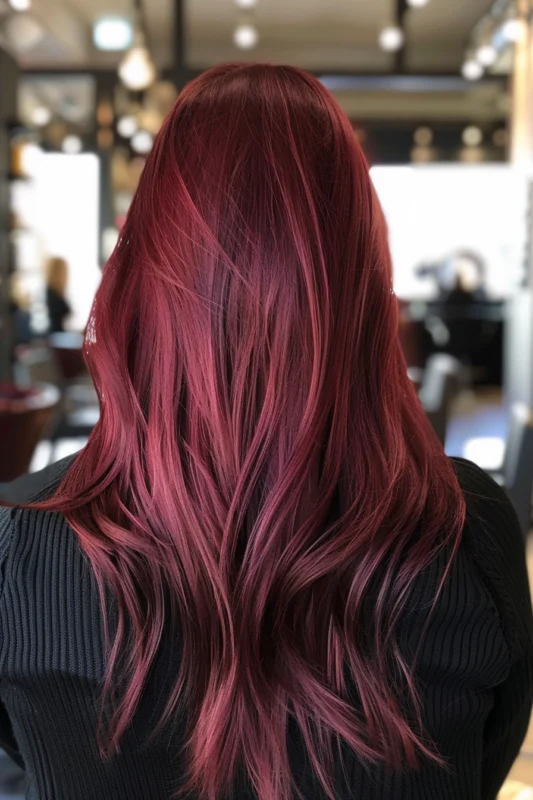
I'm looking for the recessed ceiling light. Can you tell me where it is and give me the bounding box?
[378,26,405,52]
[93,17,133,52]
[235,0,258,7]
[407,0,430,7]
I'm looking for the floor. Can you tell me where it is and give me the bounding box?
[0,389,531,798]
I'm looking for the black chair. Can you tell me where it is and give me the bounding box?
[0,383,60,483]
[418,354,462,446]
[15,341,99,463]
[487,404,533,542]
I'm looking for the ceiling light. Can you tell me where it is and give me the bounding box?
[462,126,483,147]
[62,135,83,155]
[378,26,405,52]
[5,14,43,52]
[501,18,526,43]
[233,23,259,50]
[119,40,156,91]
[8,0,31,10]
[462,59,483,81]
[413,126,433,146]
[406,0,430,7]
[117,115,138,138]
[93,17,133,51]
[131,130,153,154]
[235,0,258,7]
[30,106,51,127]
[476,44,498,67]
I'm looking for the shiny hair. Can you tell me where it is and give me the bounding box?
[36,64,466,799]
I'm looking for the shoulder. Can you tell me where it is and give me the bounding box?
[449,456,525,571]
[0,455,103,680]
[0,455,79,593]
[0,455,77,504]
[449,457,532,655]
[450,456,524,554]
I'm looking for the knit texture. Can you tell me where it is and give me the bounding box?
[0,456,531,799]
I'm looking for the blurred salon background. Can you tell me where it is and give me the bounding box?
[1,0,533,797]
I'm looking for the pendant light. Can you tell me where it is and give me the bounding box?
[118,1,156,92]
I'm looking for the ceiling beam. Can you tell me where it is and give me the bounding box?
[173,0,187,89]
[20,66,507,91]
[318,74,507,91]
[394,0,409,74]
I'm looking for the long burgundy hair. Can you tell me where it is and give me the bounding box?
[36,64,465,799]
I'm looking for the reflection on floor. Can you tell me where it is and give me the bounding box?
[445,388,508,462]
[0,389,531,798]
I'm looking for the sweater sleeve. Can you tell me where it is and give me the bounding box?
[452,458,533,798]
[0,508,24,770]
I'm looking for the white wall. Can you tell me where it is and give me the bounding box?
[371,165,528,300]
[14,151,102,332]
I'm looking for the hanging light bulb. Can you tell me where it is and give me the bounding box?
[462,126,483,147]
[378,26,405,52]
[233,23,259,50]
[118,30,156,91]
[62,135,83,155]
[131,130,154,154]
[462,59,483,80]
[501,18,526,43]
[117,115,138,138]
[476,44,498,67]
[8,0,32,10]
[30,106,52,126]
[5,14,43,52]
[413,126,433,146]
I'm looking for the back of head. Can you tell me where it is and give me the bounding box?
[46,256,68,296]
[48,63,465,800]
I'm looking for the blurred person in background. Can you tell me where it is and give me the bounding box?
[440,250,488,307]
[9,275,32,347]
[45,256,71,333]
[0,64,531,800]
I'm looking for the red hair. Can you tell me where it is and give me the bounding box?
[37,64,465,799]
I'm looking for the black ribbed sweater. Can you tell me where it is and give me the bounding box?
[0,456,532,799]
